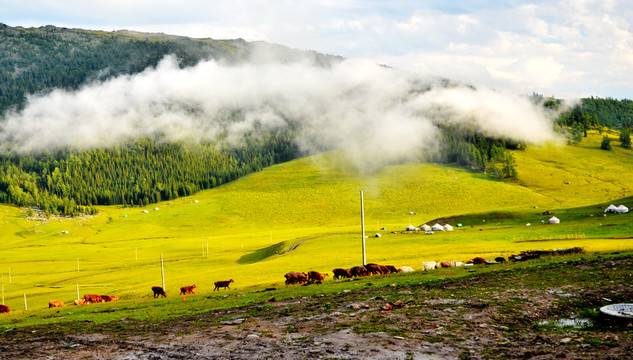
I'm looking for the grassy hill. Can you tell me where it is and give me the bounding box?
[0,130,632,326]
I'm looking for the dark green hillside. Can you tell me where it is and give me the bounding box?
[543,95,633,129]
[0,25,236,115]
[0,24,340,116]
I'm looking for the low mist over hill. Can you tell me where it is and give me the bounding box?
[0,24,629,215]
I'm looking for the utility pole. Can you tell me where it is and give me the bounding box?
[360,191,366,265]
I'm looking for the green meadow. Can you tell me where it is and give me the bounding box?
[0,131,632,326]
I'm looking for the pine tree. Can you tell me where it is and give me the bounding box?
[601,135,612,151]
[620,128,631,149]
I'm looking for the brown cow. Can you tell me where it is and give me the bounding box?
[332,268,352,280]
[180,285,197,295]
[384,265,400,274]
[74,299,87,305]
[349,265,368,277]
[100,295,119,302]
[84,294,105,303]
[306,271,329,284]
[472,257,486,265]
[152,286,167,298]
[49,300,66,308]
[440,261,452,268]
[213,280,234,291]
[364,263,383,275]
[0,304,10,313]
[284,272,308,285]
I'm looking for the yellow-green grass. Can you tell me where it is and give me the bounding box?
[1,133,632,326]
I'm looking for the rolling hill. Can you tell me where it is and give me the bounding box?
[0,130,631,318]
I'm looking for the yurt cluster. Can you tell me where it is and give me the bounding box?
[406,223,454,233]
[397,203,629,235]
[605,204,629,214]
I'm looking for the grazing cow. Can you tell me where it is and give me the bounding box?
[364,263,383,275]
[0,304,9,313]
[49,300,66,308]
[284,272,308,285]
[74,299,87,305]
[384,265,400,274]
[440,261,452,268]
[84,294,105,303]
[307,271,329,284]
[332,268,352,280]
[349,266,369,277]
[100,295,119,302]
[422,261,438,271]
[472,257,486,265]
[180,285,197,295]
[398,266,415,273]
[213,279,234,291]
[495,257,506,263]
[152,286,167,298]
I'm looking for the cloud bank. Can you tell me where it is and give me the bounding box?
[0,55,557,168]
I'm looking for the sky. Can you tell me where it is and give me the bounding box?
[2,0,633,99]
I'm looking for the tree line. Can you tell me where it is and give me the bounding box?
[0,132,298,215]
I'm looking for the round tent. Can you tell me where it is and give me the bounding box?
[443,224,454,231]
[421,224,431,231]
[548,216,560,224]
[431,223,443,231]
[405,225,418,231]
[605,204,618,213]
[616,205,629,214]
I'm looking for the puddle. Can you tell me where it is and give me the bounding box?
[537,318,593,329]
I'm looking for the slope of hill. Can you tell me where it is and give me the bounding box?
[0,131,632,314]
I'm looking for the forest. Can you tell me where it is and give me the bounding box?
[0,131,298,215]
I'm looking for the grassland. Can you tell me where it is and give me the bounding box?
[0,131,632,327]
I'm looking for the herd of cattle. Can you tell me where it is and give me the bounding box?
[284,263,409,285]
[0,248,582,314]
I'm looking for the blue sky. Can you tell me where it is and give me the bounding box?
[2,0,633,99]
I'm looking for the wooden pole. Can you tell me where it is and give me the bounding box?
[160,254,165,290]
[24,293,27,311]
[76,283,80,300]
[360,191,366,265]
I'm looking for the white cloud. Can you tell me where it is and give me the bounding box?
[0,56,557,173]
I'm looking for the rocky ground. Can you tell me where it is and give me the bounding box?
[1,256,632,359]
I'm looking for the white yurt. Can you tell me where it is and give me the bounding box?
[421,224,431,231]
[616,205,629,214]
[431,223,444,231]
[405,225,418,231]
[548,216,560,224]
[605,204,618,213]
[443,224,454,231]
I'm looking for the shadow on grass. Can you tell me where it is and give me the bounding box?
[237,242,286,264]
